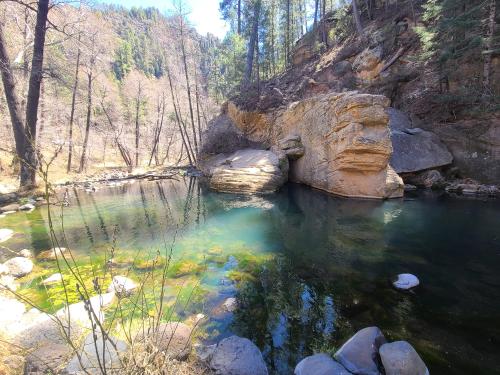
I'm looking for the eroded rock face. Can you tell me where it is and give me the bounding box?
[203,149,289,194]
[388,108,453,173]
[225,92,404,199]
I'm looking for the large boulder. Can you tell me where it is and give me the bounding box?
[3,257,33,278]
[295,353,351,375]
[64,333,128,374]
[203,149,289,194]
[379,341,429,375]
[135,322,193,360]
[210,336,268,375]
[17,293,115,373]
[334,327,386,375]
[388,108,453,173]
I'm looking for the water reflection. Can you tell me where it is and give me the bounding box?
[1,178,499,375]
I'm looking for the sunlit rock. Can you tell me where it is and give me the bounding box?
[204,149,289,194]
[19,249,33,258]
[380,341,429,375]
[210,336,268,375]
[220,92,404,199]
[4,257,33,278]
[334,326,386,375]
[295,353,351,375]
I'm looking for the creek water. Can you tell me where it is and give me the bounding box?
[1,177,499,374]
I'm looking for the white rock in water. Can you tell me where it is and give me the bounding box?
[223,297,238,312]
[0,228,14,243]
[42,273,63,286]
[107,275,137,297]
[3,257,34,278]
[393,273,420,290]
[19,203,35,211]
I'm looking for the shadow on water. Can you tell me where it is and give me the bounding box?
[3,178,500,374]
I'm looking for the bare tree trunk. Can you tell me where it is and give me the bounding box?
[352,0,364,36]
[483,0,496,94]
[244,0,261,85]
[67,37,81,173]
[179,15,199,161]
[134,82,142,167]
[0,24,27,165]
[149,92,165,166]
[166,67,194,166]
[78,70,92,173]
[194,70,202,147]
[22,0,50,187]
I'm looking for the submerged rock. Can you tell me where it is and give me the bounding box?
[210,336,268,375]
[42,273,63,286]
[107,275,137,297]
[4,257,33,278]
[37,247,68,261]
[295,353,351,375]
[222,297,238,312]
[334,326,386,375]
[205,149,289,194]
[379,341,429,375]
[0,228,14,243]
[64,333,128,374]
[393,274,420,290]
[19,203,35,211]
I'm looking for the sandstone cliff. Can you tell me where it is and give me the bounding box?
[203,91,404,199]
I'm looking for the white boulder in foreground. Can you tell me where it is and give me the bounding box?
[393,273,420,290]
[210,335,268,375]
[295,353,350,375]
[64,333,128,374]
[380,341,429,375]
[3,257,33,278]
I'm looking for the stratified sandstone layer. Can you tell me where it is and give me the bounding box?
[223,91,404,199]
[203,149,289,194]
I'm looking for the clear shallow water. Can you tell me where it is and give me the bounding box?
[1,178,499,374]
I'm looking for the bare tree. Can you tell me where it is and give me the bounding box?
[352,0,364,36]
[0,0,50,188]
[67,34,81,173]
[483,0,496,94]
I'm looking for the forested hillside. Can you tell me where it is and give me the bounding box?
[0,1,217,187]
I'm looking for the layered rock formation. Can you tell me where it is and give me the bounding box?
[204,91,404,199]
[202,149,289,194]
